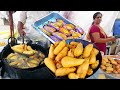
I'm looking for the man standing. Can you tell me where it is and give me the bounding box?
[17,11,51,48]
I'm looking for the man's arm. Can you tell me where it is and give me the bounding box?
[17,21,26,36]
[17,11,27,36]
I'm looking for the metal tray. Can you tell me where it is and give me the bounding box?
[100,69,120,79]
[32,12,86,44]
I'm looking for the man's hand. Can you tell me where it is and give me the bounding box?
[17,21,26,36]
[19,30,26,36]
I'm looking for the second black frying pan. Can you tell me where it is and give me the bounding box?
[47,39,102,79]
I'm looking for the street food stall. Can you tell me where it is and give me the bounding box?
[0,11,120,79]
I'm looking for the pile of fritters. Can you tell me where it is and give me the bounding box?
[44,40,100,79]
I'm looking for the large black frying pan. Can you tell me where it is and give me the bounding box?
[0,11,54,79]
[47,39,102,79]
[0,43,55,79]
